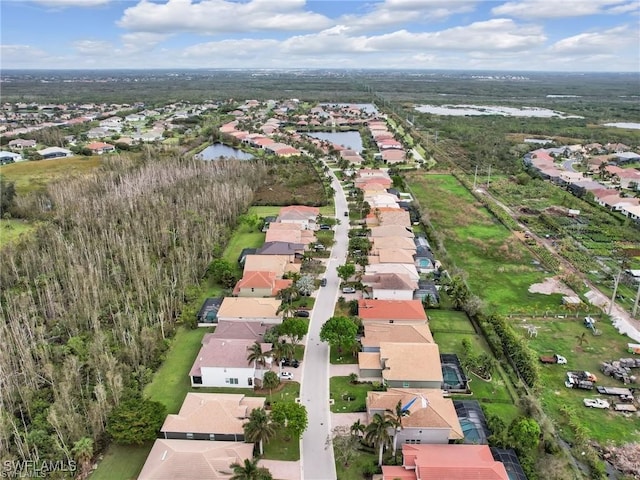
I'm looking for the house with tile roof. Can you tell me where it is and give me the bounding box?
[357,299,427,324]
[265,223,316,245]
[86,141,115,155]
[371,236,417,252]
[370,225,414,238]
[359,342,442,388]
[138,439,253,480]
[211,321,269,341]
[243,254,301,277]
[367,388,463,444]
[232,271,292,297]
[382,444,509,480]
[278,205,320,230]
[367,248,415,265]
[365,263,420,282]
[361,273,417,301]
[255,241,305,260]
[360,324,434,352]
[216,297,282,324]
[190,337,272,388]
[161,393,265,441]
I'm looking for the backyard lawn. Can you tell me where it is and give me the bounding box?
[222,221,265,266]
[90,443,152,480]
[330,376,375,413]
[406,173,561,314]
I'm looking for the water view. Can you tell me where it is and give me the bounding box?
[414,104,583,119]
[306,131,363,152]
[319,102,379,115]
[198,143,254,160]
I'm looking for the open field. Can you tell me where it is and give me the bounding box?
[406,173,563,314]
[0,219,36,249]
[521,316,640,444]
[222,221,266,266]
[0,156,102,194]
[428,309,476,333]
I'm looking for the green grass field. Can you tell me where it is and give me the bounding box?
[0,156,102,194]
[428,309,476,333]
[406,173,560,313]
[0,219,36,249]
[330,376,375,413]
[222,221,265,265]
[335,447,377,480]
[522,316,640,444]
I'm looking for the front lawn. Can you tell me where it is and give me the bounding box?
[263,430,300,461]
[330,345,358,364]
[330,376,375,413]
[334,447,378,480]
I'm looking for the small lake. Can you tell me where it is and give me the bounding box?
[319,103,379,115]
[306,131,363,152]
[198,143,254,161]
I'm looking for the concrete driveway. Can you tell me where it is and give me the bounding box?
[259,460,301,480]
[331,412,368,430]
[330,363,359,377]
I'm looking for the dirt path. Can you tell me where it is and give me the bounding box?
[479,189,640,342]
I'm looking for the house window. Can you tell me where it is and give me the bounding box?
[389,320,394,324]
[248,378,253,386]
[403,381,410,388]
[186,433,194,439]
[192,376,202,385]
[209,434,216,441]
[226,378,239,385]
[406,439,421,444]
[251,288,255,292]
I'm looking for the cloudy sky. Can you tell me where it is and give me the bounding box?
[1,0,639,71]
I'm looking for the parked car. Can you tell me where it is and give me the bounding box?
[281,358,300,368]
[342,287,356,294]
[344,211,349,216]
[280,371,294,380]
[314,244,325,251]
[295,310,310,317]
[320,278,327,287]
[539,354,567,365]
[583,398,610,409]
[319,224,331,230]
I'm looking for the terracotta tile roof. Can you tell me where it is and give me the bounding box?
[217,297,281,320]
[381,466,416,480]
[362,272,417,291]
[361,324,434,348]
[367,388,462,440]
[279,205,320,217]
[380,342,442,382]
[161,393,265,435]
[358,351,382,370]
[138,439,254,480]
[236,271,276,289]
[211,321,269,341]
[243,255,301,276]
[358,299,427,322]
[371,249,415,264]
[364,263,419,281]
[370,225,414,238]
[372,237,417,251]
[402,444,509,480]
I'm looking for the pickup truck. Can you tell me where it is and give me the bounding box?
[539,354,567,365]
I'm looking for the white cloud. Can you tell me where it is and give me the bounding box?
[182,38,279,58]
[0,44,48,59]
[121,32,169,52]
[549,25,637,54]
[492,0,631,19]
[73,39,113,56]
[118,0,332,34]
[32,0,110,7]
[336,0,477,33]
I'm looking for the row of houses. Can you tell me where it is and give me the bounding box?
[190,205,322,390]
[525,148,640,221]
[345,169,519,479]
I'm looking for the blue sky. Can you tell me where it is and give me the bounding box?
[1,0,639,71]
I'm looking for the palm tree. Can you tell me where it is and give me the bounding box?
[262,370,280,397]
[72,437,94,477]
[386,400,410,457]
[364,413,393,467]
[229,457,273,480]
[575,332,589,351]
[350,419,365,439]
[270,341,295,369]
[247,341,267,369]
[243,408,275,456]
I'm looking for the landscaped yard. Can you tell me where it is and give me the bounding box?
[263,430,300,461]
[428,309,476,333]
[222,220,265,266]
[406,173,562,314]
[522,316,640,445]
[330,345,358,364]
[334,446,378,480]
[330,376,375,413]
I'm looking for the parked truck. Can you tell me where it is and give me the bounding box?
[539,354,567,365]
[565,371,596,390]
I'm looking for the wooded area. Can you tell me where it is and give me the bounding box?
[0,151,266,465]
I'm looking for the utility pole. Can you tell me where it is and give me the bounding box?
[486,164,492,189]
[632,280,640,318]
[473,165,478,190]
[609,269,622,316]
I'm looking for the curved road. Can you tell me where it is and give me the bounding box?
[299,162,349,480]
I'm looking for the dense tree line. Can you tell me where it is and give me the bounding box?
[0,151,266,467]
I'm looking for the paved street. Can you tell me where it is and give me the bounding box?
[300,164,349,480]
